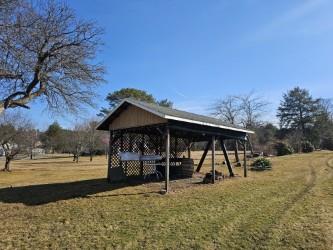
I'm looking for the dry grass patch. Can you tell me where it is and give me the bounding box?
[0,152,332,249]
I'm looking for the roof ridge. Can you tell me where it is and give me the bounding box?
[126,98,244,130]
[97,98,254,134]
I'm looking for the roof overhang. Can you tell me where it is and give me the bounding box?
[96,99,254,134]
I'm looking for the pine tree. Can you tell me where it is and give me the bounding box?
[277,87,319,151]
[99,88,173,116]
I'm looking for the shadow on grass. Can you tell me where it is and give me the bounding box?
[33,155,73,160]
[21,161,77,166]
[0,178,159,206]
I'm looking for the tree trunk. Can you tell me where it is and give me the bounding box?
[30,150,33,160]
[293,128,302,153]
[3,157,11,171]
[234,140,240,163]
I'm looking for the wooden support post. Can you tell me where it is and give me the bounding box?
[175,136,178,159]
[129,134,133,151]
[107,131,113,182]
[211,136,216,183]
[196,140,212,172]
[150,134,159,155]
[220,139,235,177]
[187,143,191,158]
[235,140,240,164]
[140,134,144,177]
[165,127,170,193]
[244,141,247,177]
[120,132,124,175]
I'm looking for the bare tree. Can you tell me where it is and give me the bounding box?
[0,0,104,114]
[26,128,38,159]
[212,96,241,125]
[318,98,333,121]
[101,134,109,159]
[238,92,268,129]
[212,96,242,164]
[84,120,99,162]
[67,124,87,163]
[0,0,17,14]
[0,111,32,171]
[237,92,269,154]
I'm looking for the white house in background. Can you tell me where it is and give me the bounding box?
[32,148,45,155]
[0,145,45,157]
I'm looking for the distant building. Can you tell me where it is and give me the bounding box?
[32,148,45,155]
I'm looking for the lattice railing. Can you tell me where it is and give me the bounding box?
[109,132,189,179]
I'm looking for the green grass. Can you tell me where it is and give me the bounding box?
[0,152,332,249]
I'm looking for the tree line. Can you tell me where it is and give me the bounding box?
[41,121,108,162]
[99,86,333,160]
[0,114,108,171]
[211,87,333,161]
[1,84,332,171]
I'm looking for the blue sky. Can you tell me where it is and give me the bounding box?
[25,0,333,130]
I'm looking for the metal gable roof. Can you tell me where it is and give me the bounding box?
[96,98,254,134]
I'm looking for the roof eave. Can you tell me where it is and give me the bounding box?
[164,115,254,134]
[96,99,255,134]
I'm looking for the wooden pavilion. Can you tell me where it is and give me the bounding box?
[97,99,254,192]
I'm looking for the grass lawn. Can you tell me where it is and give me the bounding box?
[0,151,332,249]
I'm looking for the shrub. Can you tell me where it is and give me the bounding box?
[302,141,315,153]
[251,158,272,171]
[274,142,294,156]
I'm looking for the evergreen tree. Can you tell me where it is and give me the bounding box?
[42,122,63,153]
[277,87,319,133]
[277,87,319,151]
[99,88,172,116]
[157,99,174,108]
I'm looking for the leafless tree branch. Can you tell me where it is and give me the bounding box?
[0,0,105,114]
